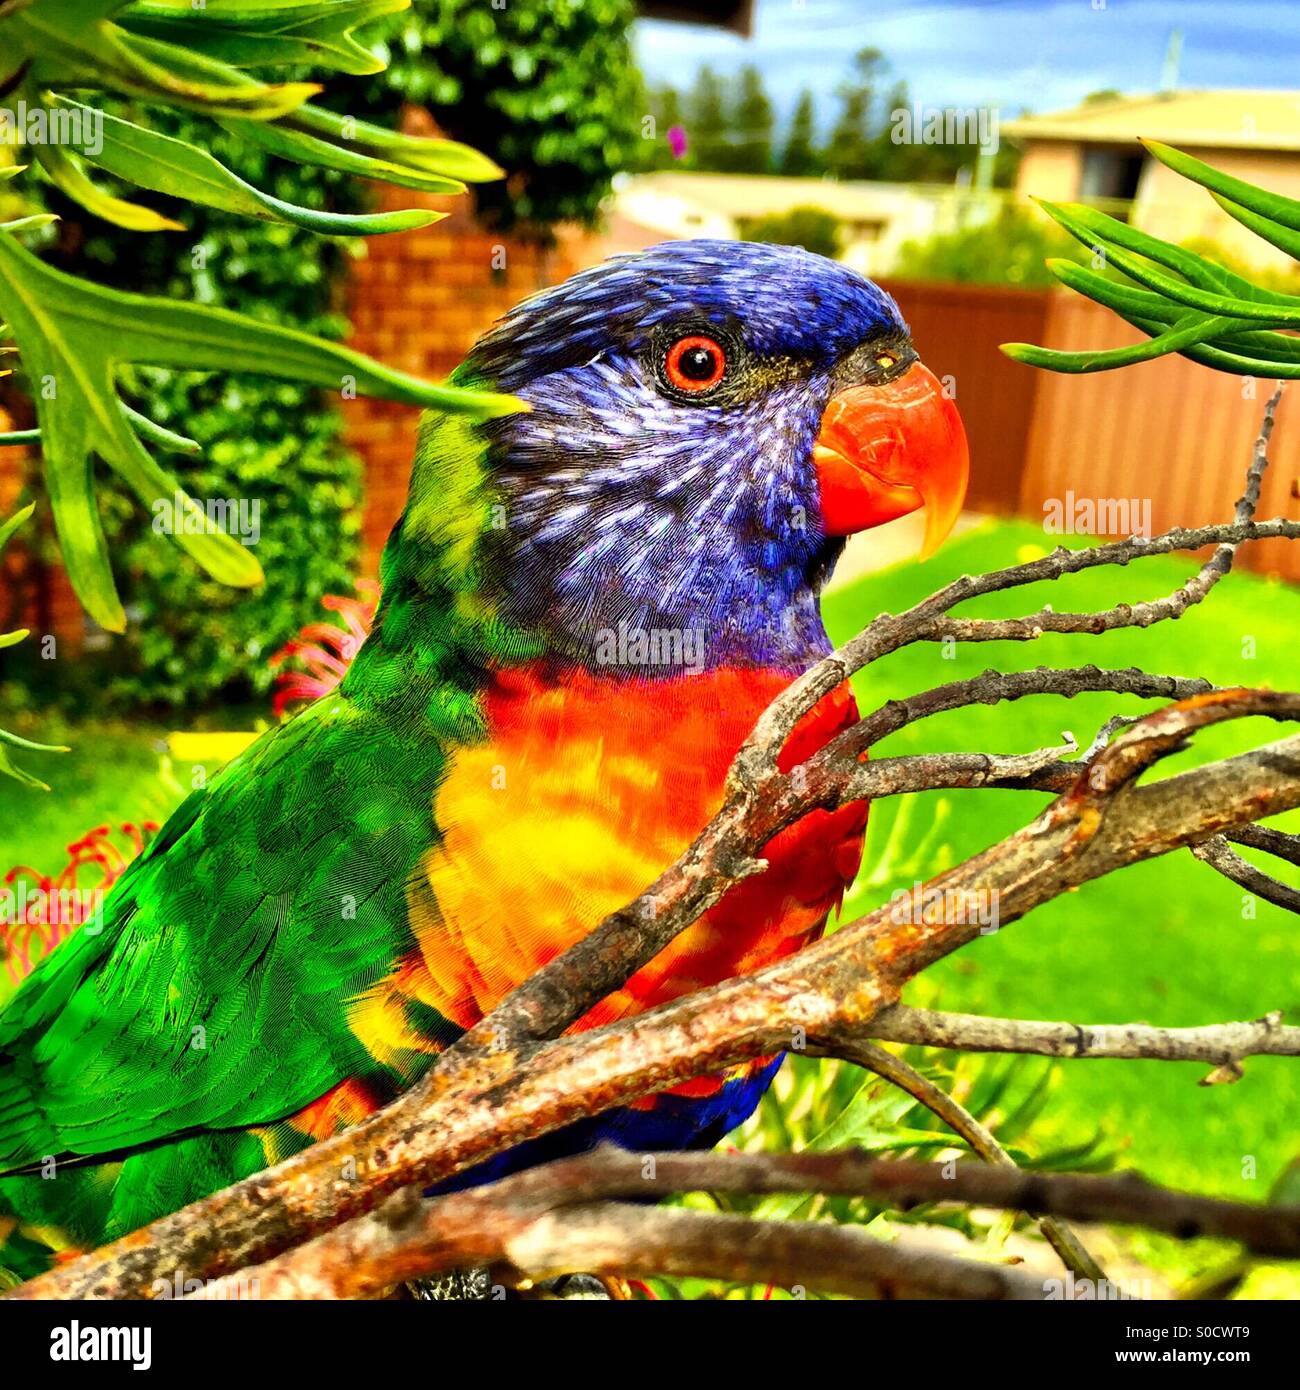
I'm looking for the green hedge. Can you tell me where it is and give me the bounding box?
[365,0,642,230]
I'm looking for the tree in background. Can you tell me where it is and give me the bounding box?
[823,47,887,181]
[643,82,687,170]
[893,204,1089,287]
[366,0,642,229]
[780,90,822,178]
[649,49,1017,189]
[731,64,775,174]
[686,66,731,172]
[738,206,842,259]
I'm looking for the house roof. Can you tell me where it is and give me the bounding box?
[1002,89,1300,152]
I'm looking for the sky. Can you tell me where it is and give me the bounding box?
[633,0,1300,128]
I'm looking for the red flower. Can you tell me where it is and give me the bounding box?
[269,582,378,719]
[1,822,157,986]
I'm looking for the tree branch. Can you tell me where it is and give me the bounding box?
[193,1148,1300,1300]
[824,1038,1107,1284]
[14,690,1300,1301]
[867,1005,1300,1068]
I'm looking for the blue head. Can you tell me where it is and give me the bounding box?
[461,240,967,675]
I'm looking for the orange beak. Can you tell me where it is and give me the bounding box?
[812,362,969,558]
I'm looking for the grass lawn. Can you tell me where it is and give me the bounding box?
[824,519,1300,1211]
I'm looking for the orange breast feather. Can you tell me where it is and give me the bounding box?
[344,664,867,1075]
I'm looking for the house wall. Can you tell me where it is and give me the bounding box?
[1016,143,1083,204]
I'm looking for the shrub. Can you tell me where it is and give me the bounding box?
[366,0,643,230]
[894,203,1088,288]
[739,206,844,261]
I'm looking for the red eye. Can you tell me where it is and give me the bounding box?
[664,334,727,393]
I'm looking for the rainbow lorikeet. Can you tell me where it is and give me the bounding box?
[0,240,967,1283]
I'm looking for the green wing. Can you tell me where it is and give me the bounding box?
[0,690,443,1170]
[0,409,520,1265]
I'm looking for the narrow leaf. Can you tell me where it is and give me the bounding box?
[54,97,442,235]
[1001,313,1240,373]
[33,137,185,232]
[287,102,505,182]
[1210,192,1300,262]
[220,115,467,195]
[1144,138,1300,234]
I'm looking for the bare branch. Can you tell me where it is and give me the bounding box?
[199,1190,1050,1302]
[194,1148,1300,1299]
[1191,837,1300,914]
[1228,824,1300,868]
[825,1038,1107,1284]
[867,1005,1300,1070]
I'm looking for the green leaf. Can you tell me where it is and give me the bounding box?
[219,114,468,196]
[1046,257,1187,324]
[1143,138,1300,233]
[1210,192,1300,263]
[51,96,442,235]
[119,0,409,77]
[0,503,69,790]
[121,401,200,453]
[32,136,185,232]
[0,227,518,628]
[1001,312,1245,374]
[0,214,58,234]
[0,499,34,550]
[4,1,320,118]
[286,102,505,182]
[1035,198,1270,301]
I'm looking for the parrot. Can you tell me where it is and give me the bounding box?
[0,239,968,1285]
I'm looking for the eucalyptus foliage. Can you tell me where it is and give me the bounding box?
[1003,140,1300,378]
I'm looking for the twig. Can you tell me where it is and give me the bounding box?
[867,1005,1300,1069]
[825,1039,1107,1284]
[1228,824,1300,868]
[199,1190,1050,1303]
[1191,837,1300,914]
[193,1147,1300,1298]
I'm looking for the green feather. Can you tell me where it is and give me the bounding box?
[0,407,525,1271]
